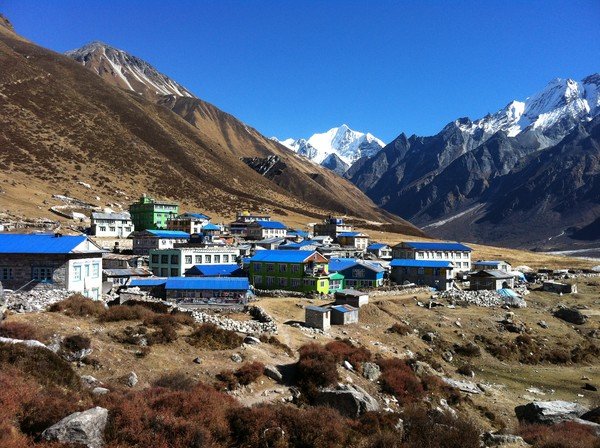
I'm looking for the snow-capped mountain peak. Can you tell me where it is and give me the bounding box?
[65,41,196,99]
[277,125,385,170]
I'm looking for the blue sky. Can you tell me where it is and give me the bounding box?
[3,1,599,142]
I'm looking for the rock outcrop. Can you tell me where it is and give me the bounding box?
[515,400,588,425]
[42,406,108,448]
[314,384,379,418]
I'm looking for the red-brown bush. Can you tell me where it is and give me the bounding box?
[389,322,411,335]
[520,421,600,448]
[99,305,153,322]
[187,324,243,350]
[63,334,91,352]
[377,358,424,405]
[325,339,372,368]
[48,293,105,317]
[0,321,43,341]
[217,362,265,390]
[296,343,339,400]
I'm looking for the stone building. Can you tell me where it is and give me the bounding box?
[90,212,134,238]
[305,305,331,331]
[469,270,515,291]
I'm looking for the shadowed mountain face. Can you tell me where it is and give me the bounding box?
[347,75,600,249]
[0,20,421,235]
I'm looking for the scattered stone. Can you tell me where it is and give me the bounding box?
[439,287,528,308]
[91,387,109,396]
[422,332,435,342]
[362,362,381,381]
[264,365,283,382]
[125,371,138,388]
[231,353,243,363]
[515,400,588,425]
[193,357,202,364]
[80,375,100,388]
[482,432,527,446]
[343,360,354,371]
[243,335,261,345]
[553,307,587,325]
[42,406,108,448]
[538,320,549,329]
[526,387,545,396]
[314,384,379,418]
[442,377,481,394]
[442,351,454,362]
[5,289,73,313]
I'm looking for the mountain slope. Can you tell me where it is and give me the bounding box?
[347,74,600,248]
[0,19,421,235]
[278,125,385,170]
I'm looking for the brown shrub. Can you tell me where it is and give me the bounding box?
[453,341,481,357]
[259,334,294,356]
[389,322,411,336]
[0,321,43,341]
[457,364,475,376]
[217,362,265,390]
[153,372,197,391]
[99,305,154,322]
[325,339,372,369]
[187,324,243,350]
[63,334,91,352]
[296,343,339,400]
[520,421,600,448]
[48,293,105,317]
[377,358,424,405]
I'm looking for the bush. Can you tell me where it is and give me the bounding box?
[520,421,600,448]
[48,293,105,317]
[217,362,265,390]
[325,339,372,369]
[153,372,197,391]
[389,322,411,335]
[457,364,474,376]
[454,341,481,357]
[0,321,43,341]
[377,358,424,405]
[259,334,294,356]
[296,343,339,400]
[63,334,91,352]
[99,305,153,322]
[187,324,243,350]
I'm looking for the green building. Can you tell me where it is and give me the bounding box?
[328,272,345,293]
[129,194,179,231]
[248,250,330,294]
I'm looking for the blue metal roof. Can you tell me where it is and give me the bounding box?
[367,243,388,250]
[280,240,319,250]
[254,220,287,229]
[129,278,167,287]
[338,232,363,237]
[185,264,241,276]
[331,304,357,313]
[0,234,101,254]
[180,212,210,220]
[288,229,309,238]
[201,223,220,231]
[402,241,472,251]
[146,230,190,239]
[328,258,360,272]
[165,277,250,290]
[390,259,453,268]
[474,260,504,266]
[249,250,320,263]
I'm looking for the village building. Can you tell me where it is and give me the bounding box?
[542,280,577,294]
[280,240,322,251]
[102,253,147,269]
[336,232,370,250]
[305,305,331,331]
[310,235,334,246]
[473,260,512,272]
[132,230,190,255]
[334,289,369,307]
[128,277,167,297]
[249,250,330,293]
[366,243,393,260]
[390,259,455,291]
[184,264,243,277]
[286,229,310,240]
[149,246,240,277]
[469,270,515,291]
[246,221,287,240]
[313,216,353,239]
[91,212,134,238]
[165,277,252,308]
[228,212,271,236]
[129,194,179,231]
[255,237,287,250]
[0,233,104,299]
[102,267,153,286]
[200,223,222,237]
[328,258,385,288]
[166,212,211,234]
[330,304,359,325]
[392,241,472,272]
[328,272,345,293]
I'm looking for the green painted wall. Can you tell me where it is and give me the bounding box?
[249,261,329,293]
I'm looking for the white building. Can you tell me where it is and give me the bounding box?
[392,241,472,272]
[473,260,512,272]
[149,246,241,277]
[246,221,287,240]
[166,212,211,235]
[91,212,134,238]
[132,230,190,255]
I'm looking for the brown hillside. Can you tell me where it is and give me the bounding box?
[0,23,422,236]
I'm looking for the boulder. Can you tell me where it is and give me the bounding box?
[315,384,379,418]
[193,357,202,364]
[264,365,283,382]
[91,387,109,396]
[125,371,138,388]
[581,406,600,424]
[343,360,354,371]
[482,432,527,446]
[442,377,481,394]
[553,307,587,325]
[231,353,243,363]
[42,406,108,448]
[244,335,261,345]
[80,375,100,388]
[362,362,381,381]
[515,400,588,425]
[0,336,48,349]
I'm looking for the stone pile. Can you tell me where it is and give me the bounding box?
[5,289,72,313]
[438,288,527,308]
[186,308,278,334]
[254,289,306,298]
[370,286,430,297]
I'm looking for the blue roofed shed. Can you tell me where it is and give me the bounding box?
[330,304,359,325]
[165,277,252,307]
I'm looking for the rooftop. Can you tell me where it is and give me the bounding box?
[129,278,167,287]
[396,241,472,252]
[329,258,385,273]
[185,264,242,277]
[145,230,190,239]
[390,259,454,268]
[91,211,131,220]
[249,250,326,264]
[305,305,329,313]
[252,220,287,230]
[165,277,250,291]
[337,232,366,238]
[178,212,210,220]
[331,304,358,313]
[0,233,103,254]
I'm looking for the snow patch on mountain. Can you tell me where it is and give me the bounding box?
[277,125,385,168]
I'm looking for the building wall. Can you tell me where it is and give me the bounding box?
[392,247,471,272]
[249,261,329,293]
[167,218,209,235]
[130,200,179,230]
[390,266,453,291]
[247,227,287,240]
[470,277,513,291]
[336,266,384,288]
[91,218,134,237]
[331,310,359,325]
[305,309,330,330]
[150,247,240,277]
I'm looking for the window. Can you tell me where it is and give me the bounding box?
[109,227,115,232]
[152,254,159,263]
[85,264,90,277]
[223,255,229,263]
[92,263,100,278]
[352,268,365,278]
[417,267,424,275]
[253,276,262,285]
[214,254,221,263]
[278,277,287,287]
[99,226,106,231]
[291,265,300,273]
[253,263,261,272]
[266,277,274,286]
[195,255,202,263]
[161,268,168,277]
[72,265,82,281]
[205,254,212,263]
[171,268,179,276]
[185,256,192,264]
[279,264,287,273]
[320,281,325,288]
[161,255,169,264]
[171,255,179,264]
[266,263,274,272]
[1,267,13,280]
[291,278,301,288]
